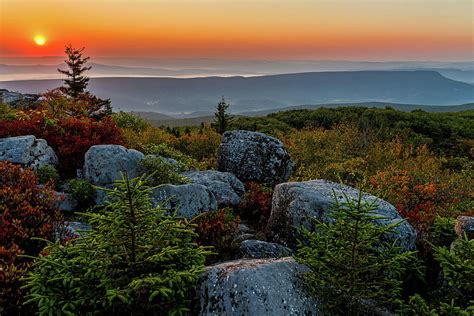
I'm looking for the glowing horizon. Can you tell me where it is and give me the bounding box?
[1,0,472,61]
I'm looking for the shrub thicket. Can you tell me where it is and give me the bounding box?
[0,109,123,177]
[0,162,62,315]
[193,208,240,264]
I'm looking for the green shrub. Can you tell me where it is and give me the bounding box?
[36,165,60,186]
[112,111,148,132]
[0,102,17,120]
[433,235,473,300]
[295,192,417,314]
[140,155,189,186]
[68,179,96,210]
[24,174,210,315]
[430,216,457,247]
[143,143,194,170]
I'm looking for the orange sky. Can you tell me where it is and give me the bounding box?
[1,0,473,60]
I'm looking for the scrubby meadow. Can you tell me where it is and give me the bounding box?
[0,48,473,315]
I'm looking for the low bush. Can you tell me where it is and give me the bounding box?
[237,182,273,230]
[193,208,240,264]
[140,155,189,186]
[112,111,148,132]
[0,162,62,315]
[36,164,60,187]
[295,192,417,314]
[24,174,210,315]
[143,143,195,170]
[399,235,473,315]
[0,110,124,177]
[69,179,97,211]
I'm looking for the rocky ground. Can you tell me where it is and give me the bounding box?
[4,128,470,316]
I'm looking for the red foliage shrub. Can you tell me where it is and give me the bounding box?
[0,110,123,176]
[193,208,240,264]
[0,162,63,314]
[238,182,274,230]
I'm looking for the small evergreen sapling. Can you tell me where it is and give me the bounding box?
[58,45,91,98]
[212,96,234,134]
[295,191,417,314]
[25,174,210,315]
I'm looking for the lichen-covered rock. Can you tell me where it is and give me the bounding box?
[239,240,293,259]
[195,257,319,315]
[0,135,58,169]
[152,183,218,218]
[217,130,293,186]
[455,216,474,239]
[83,145,145,186]
[266,180,416,251]
[182,170,245,207]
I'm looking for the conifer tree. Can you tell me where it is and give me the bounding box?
[57,45,112,118]
[212,96,234,134]
[25,174,209,315]
[58,45,92,98]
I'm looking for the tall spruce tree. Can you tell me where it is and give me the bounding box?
[58,45,92,98]
[212,96,234,134]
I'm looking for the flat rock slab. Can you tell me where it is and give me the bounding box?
[152,183,218,219]
[183,170,245,207]
[217,130,293,186]
[0,135,58,169]
[239,240,293,259]
[266,179,417,251]
[196,257,319,316]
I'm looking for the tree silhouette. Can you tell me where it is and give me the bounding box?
[212,96,234,134]
[56,45,112,118]
[58,45,92,98]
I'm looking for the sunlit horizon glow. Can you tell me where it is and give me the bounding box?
[0,0,472,61]
[34,35,46,46]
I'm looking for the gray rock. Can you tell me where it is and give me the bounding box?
[266,180,416,251]
[232,233,256,244]
[83,145,145,186]
[196,257,319,315]
[64,221,92,239]
[0,89,40,107]
[217,130,293,186]
[183,170,245,207]
[55,191,78,212]
[239,240,293,259]
[152,183,218,219]
[239,223,253,234]
[0,135,58,170]
[455,216,474,239]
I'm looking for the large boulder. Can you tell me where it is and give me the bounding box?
[266,180,416,251]
[195,257,319,315]
[455,216,474,240]
[0,135,58,169]
[152,183,218,218]
[182,170,245,207]
[0,89,40,107]
[83,145,145,186]
[217,130,293,186]
[239,240,293,259]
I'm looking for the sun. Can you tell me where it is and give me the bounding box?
[34,35,46,46]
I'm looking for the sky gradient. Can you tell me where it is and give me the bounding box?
[1,0,473,60]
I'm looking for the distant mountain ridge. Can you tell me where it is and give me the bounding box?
[0,71,472,114]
